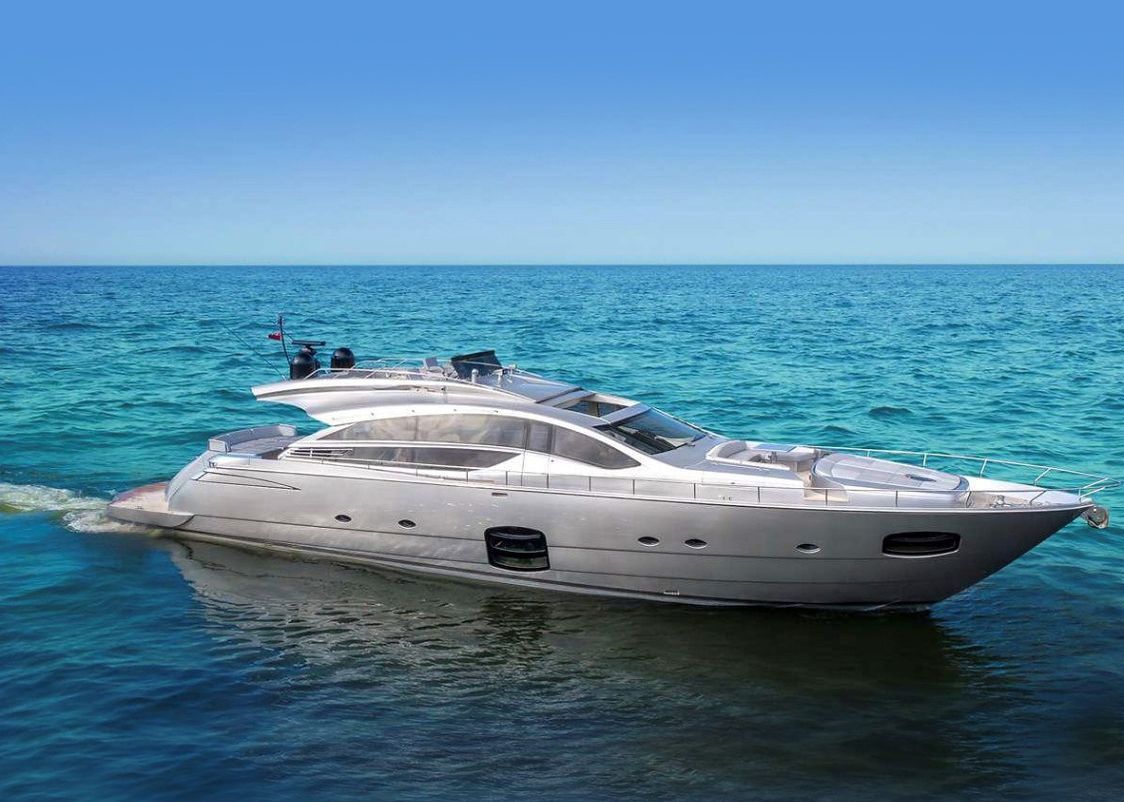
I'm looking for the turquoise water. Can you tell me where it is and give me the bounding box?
[1,264,1122,801]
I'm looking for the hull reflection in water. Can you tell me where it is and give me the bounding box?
[164,539,1029,798]
[170,540,989,674]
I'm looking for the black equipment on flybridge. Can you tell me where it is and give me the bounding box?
[268,314,354,380]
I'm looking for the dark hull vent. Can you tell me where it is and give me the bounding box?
[883,532,961,557]
[485,527,549,571]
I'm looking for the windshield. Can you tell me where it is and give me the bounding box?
[598,408,705,454]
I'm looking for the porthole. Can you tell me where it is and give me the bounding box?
[335,514,352,523]
[398,519,417,529]
[795,543,820,554]
[638,536,660,547]
[684,538,708,549]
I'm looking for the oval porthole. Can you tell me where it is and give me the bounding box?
[638,536,660,547]
[398,519,417,529]
[335,514,352,523]
[796,543,820,554]
[684,538,708,549]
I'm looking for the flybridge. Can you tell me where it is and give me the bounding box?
[259,351,580,401]
[251,351,594,425]
[265,317,578,403]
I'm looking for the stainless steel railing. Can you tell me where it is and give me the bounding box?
[821,446,1117,497]
[263,454,1116,510]
[303,358,546,393]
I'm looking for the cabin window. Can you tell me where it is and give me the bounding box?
[598,408,704,454]
[318,414,638,469]
[552,428,639,469]
[527,421,553,453]
[335,446,415,463]
[305,445,514,469]
[323,416,417,441]
[415,414,526,447]
[324,414,528,448]
[411,447,515,468]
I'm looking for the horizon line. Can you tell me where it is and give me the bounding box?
[3,262,1124,269]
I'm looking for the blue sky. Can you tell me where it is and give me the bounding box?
[1,0,1121,264]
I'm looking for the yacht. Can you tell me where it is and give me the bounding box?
[108,346,1116,608]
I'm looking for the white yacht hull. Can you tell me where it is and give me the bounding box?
[108,462,1088,608]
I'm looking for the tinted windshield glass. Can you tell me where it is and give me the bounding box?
[561,398,628,418]
[552,428,639,469]
[598,409,704,454]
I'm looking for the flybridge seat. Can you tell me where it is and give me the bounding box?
[208,425,301,458]
[812,453,967,493]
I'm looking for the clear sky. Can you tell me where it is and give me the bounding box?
[1,0,1121,265]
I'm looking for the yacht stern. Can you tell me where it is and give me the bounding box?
[107,483,194,529]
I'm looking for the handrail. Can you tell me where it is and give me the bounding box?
[265,453,1117,510]
[820,445,1116,495]
[302,358,549,392]
[334,357,544,375]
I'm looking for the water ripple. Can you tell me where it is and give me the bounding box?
[2,265,1123,801]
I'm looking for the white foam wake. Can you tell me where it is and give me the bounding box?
[0,482,158,535]
[0,481,104,513]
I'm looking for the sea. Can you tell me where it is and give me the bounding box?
[1,264,1122,801]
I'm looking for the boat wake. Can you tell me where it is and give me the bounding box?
[0,482,158,535]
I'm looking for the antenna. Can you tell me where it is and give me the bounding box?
[220,320,286,379]
[268,314,292,365]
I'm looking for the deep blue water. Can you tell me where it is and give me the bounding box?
[1,264,1123,801]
